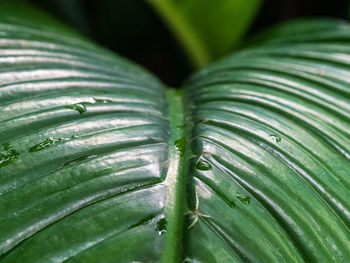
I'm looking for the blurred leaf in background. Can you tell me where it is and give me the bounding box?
[28,0,191,86]
[26,0,349,86]
[27,0,262,84]
[147,0,262,68]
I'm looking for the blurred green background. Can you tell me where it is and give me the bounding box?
[27,0,350,86]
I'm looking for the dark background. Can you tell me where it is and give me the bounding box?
[28,0,350,86]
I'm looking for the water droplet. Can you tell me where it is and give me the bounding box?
[175,137,186,157]
[64,98,113,114]
[93,98,112,104]
[0,143,19,167]
[269,134,281,143]
[156,217,167,236]
[235,193,251,205]
[29,137,62,152]
[64,103,87,114]
[196,160,212,171]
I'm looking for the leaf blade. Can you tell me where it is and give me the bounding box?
[183,18,350,262]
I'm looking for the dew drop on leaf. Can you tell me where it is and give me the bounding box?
[269,134,281,143]
[175,137,186,157]
[29,137,63,152]
[235,193,251,205]
[93,98,112,104]
[196,160,212,170]
[156,217,167,236]
[64,103,87,114]
[0,143,19,167]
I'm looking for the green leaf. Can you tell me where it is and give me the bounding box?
[146,0,261,68]
[183,19,350,262]
[0,6,174,261]
[0,5,350,263]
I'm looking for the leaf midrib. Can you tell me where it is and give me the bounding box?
[161,89,189,263]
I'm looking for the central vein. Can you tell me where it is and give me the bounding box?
[161,88,189,263]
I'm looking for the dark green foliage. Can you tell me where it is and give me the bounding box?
[0,4,349,263]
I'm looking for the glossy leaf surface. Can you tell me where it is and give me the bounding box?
[184,19,350,262]
[0,13,171,262]
[0,8,349,263]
